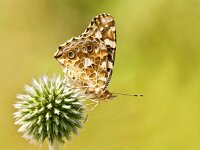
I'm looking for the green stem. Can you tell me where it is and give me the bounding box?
[48,140,60,150]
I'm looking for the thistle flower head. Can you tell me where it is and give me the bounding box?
[14,75,86,145]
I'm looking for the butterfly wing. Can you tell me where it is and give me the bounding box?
[54,13,116,97]
[81,13,116,91]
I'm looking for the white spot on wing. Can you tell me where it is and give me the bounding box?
[60,43,66,47]
[110,26,115,32]
[105,39,116,48]
[95,47,99,53]
[110,40,116,48]
[63,67,68,74]
[108,61,113,68]
[84,58,93,68]
[101,18,107,23]
[101,17,113,23]
[59,59,65,65]
[95,30,102,39]
[99,77,106,82]
[106,17,113,22]
[104,39,110,45]
[68,38,73,42]
[101,61,106,68]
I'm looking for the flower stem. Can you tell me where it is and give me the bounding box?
[48,140,60,150]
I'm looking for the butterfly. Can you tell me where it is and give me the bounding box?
[54,13,116,101]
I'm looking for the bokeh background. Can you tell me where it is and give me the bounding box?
[1,0,200,150]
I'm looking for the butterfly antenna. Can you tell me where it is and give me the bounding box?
[112,92,144,97]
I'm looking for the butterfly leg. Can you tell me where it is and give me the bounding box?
[82,99,99,123]
[78,105,87,112]
[83,99,99,111]
[89,99,99,111]
[78,99,99,114]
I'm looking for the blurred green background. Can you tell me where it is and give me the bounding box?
[1,0,200,149]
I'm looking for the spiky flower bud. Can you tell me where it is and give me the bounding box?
[14,75,86,148]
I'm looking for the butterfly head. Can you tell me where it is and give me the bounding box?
[106,92,117,100]
[98,90,117,100]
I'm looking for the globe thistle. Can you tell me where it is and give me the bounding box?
[14,75,86,149]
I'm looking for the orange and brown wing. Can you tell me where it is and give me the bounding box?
[54,13,116,97]
[80,13,116,92]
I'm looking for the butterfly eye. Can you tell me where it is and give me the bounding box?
[87,45,93,52]
[67,51,75,59]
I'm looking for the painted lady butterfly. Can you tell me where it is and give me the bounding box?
[54,13,116,101]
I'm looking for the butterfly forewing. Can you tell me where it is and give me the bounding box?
[54,13,116,100]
